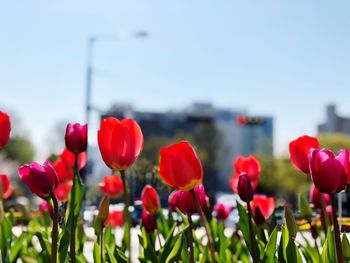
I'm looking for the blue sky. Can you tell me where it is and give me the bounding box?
[1,1,350,159]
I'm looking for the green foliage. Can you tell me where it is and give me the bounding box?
[0,135,35,164]
[257,155,310,194]
[319,133,350,152]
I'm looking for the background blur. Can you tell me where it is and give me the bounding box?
[1,1,350,202]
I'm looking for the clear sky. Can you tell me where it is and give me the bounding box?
[1,1,350,159]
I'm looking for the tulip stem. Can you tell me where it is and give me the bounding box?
[50,194,59,263]
[331,194,344,263]
[157,229,163,248]
[68,153,80,263]
[100,224,104,263]
[320,194,330,236]
[190,189,216,263]
[187,215,195,263]
[120,170,132,262]
[247,203,260,263]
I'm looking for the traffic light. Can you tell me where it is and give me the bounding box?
[236,115,265,126]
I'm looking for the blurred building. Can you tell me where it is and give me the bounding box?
[101,103,273,192]
[318,104,350,134]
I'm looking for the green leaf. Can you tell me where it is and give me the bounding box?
[0,214,12,262]
[93,239,101,263]
[284,206,297,240]
[105,245,117,263]
[342,233,350,261]
[58,228,70,263]
[158,223,177,262]
[165,234,184,263]
[298,192,312,221]
[237,202,252,255]
[115,248,128,263]
[263,227,278,262]
[9,232,26,263]
[321,227,336,263]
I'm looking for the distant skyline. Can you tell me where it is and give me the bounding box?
[1,1,350,160]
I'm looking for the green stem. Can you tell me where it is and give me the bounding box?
[247,204,260,263]
[331,194,344,263]
[68,153,79,263]
[320,194,330,235]
[187,215,195,263]
[50,194,59,263]
[100,224,104,263]
[190,189,216,263]
[120,170,132,262]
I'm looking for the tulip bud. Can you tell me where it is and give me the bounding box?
[289,135,319,174]
[97,195,110,221]
[309,148,348,194]
[141,210,157,233]
[168,184,208,215]
[18,160,58,198]
[0,111,11,148]
[105,210,123,228]
[39,200,53,216]
[65,123,88,154]
[237,173,253,203]
[0,174,13,200]
[310,185,330,208]
[214,203,231,221]
[98,174,124,198]
[253,206,266,225]
[160,141,203,191]
[54,181,73,202]
[251,194,275,225]
[141,185,160,214]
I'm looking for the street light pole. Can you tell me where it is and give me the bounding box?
[84,31,148,130]
[85,37,95,126]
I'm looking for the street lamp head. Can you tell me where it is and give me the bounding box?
[136,31,149,38]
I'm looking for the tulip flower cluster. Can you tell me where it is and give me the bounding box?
[2,109,350,263]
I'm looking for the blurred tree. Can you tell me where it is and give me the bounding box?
[318,133,350,152]
[257,154,310,195]
[0,135,35,165]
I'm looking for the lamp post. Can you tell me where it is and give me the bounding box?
[85,31,149,128]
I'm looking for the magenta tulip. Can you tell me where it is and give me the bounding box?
[309,148,348,194]
[65,123,88,154]
[18,160,58,198]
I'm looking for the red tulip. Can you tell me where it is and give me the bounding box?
[250,194,275,225]
[98,174,124,198]
[309,148,348,194]
[141,185,160,214]
[289,135,319,174]
[54,181,73,202]
[310,185,330,208]
[230,155,261,192]
[214,203,231,221]
[0,174,13,200]
[53,158,73,183]
[0,111,11,148]
[18,160,58,198]
[39,200,53,215]
[160,141,203,191]
[65,123,87,154]
[98,117,144,171]
[104,210,124,228]
[60,148,87,171]
[141,210,157,233]
[0,174,13,199]
[168,184,208,215]
[237,173,254,203]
